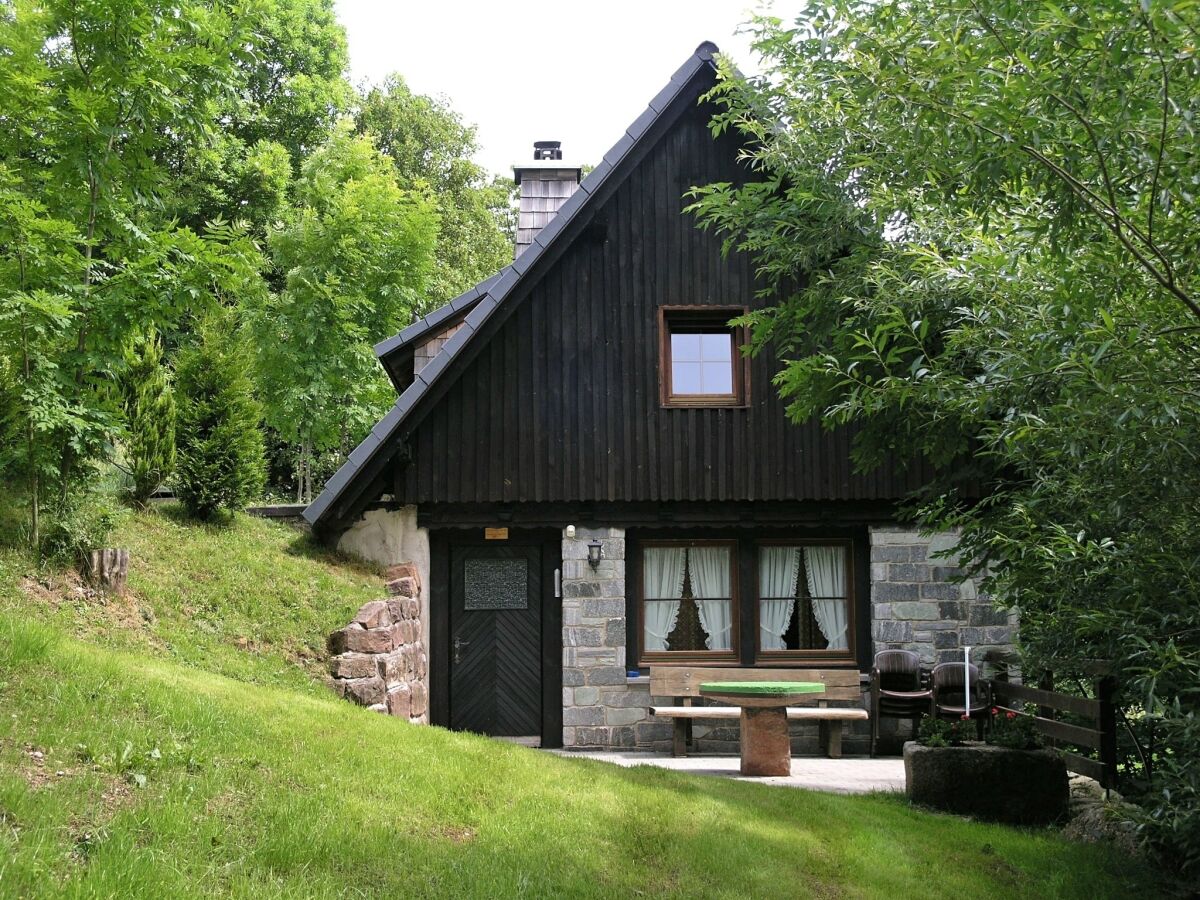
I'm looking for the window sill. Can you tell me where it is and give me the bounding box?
[626,675,650,685]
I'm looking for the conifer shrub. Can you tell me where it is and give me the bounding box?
[121,330,177,507]
[175,323,265,521]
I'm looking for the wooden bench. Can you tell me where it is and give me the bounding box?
[648,667,868,759]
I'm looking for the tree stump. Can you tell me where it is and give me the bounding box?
[82,548,130,595]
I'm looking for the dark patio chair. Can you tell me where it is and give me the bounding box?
[931,661,989,739]
[869,649,932,756]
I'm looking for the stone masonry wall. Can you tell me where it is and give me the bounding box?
[869,527,1017,669]
[326,563,428,723]
[558,525,1018,753]
[560,527,671,750]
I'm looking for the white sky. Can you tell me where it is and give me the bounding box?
[334,0,799,178]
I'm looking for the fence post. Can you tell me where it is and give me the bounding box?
[1097,675,1118,792]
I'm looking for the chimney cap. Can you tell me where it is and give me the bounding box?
[513,140,581,184]
[533,140,562,160]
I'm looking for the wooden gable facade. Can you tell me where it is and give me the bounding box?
[305,44,1009,752]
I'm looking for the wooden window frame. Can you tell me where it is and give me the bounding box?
[637,538,740,665]
[658,306,750,408]
[754,538,858,665]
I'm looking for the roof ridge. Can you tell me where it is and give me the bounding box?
[305,42,722,528]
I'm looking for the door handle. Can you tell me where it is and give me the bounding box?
[453,636,469,664]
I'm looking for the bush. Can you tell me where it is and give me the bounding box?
[985,706,1044,751]
[174,323,265,521]
[917,717,968,748]
[39,493,124,564]
[121,330,177,507]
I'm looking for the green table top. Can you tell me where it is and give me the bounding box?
[699,681,825,696]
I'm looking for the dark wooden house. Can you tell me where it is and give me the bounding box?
[306,42,1014,750]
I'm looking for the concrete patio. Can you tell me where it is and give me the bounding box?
[550,750,905,794]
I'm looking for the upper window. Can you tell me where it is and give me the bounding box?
[659,307,748,407]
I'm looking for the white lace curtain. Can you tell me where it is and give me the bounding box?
[805,546,848,650]
[642,547,686,651]
[759,547,800,650]
[690,546,732,651]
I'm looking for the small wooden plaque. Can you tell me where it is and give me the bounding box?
[484,527,509,541]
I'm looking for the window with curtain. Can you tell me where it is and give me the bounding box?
[758,544,851,656]
[641,542,735,656]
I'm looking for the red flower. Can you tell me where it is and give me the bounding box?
[991,707,999,716]
[961,714,970,721]
[1006,711,1017,720]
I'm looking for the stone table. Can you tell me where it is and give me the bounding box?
[699,682,825,776]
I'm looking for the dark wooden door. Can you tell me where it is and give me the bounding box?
[449,544,542,737]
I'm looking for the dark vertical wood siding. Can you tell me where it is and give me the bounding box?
[403,100,932,505]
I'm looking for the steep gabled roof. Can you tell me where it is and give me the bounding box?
[305,41,723,531]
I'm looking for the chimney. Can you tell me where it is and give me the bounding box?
[513,141,582,257]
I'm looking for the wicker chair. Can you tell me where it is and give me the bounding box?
[869,649,932,756]
[931,661,990,739]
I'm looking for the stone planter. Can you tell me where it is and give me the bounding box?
[903,741,1069,825]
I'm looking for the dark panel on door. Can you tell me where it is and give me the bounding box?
[449,545,542,737]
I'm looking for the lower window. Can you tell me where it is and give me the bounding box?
[635,535,858,665]
[642,542,736,656]
[759,544,850,653]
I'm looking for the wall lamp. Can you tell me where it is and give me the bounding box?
[587,539,603,570]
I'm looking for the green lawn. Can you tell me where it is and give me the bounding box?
[0,507,1167,898]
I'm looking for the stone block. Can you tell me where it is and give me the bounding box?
[958,579,978,600]
[926,532,963,555]
[931,566,965,581]
[576,647,618,665]
[385,576,416,598]
[583,598,625,618]
[565,626,603,647]
[634,722,675,743]
[919,582,961,601]
[871,544,927,563]
[410,680,428,717]
[385,563,421,591]
[599,688,650,708]
[610,726,636,748]
[386,684,412,718]
[606,707,647,726]
[344,625,394,654]
[562,687,574,707]
[933,631,959,650]
[939,601,967,621]
[969,605,1009,626]
[586,666,627,686]
[604,618,625,648]
[326,677,347,698]
[599,580,626,598]
[873,620,912,642]
[574,686,599,706]
[562,727,577,746]
[564,580,600,598]
[417,652,427,680]
[891,601,940,621]
[562,669,585,686]
[575,727,610,747]
[380,649,406,683]
[873,582,920,602]
[870,528,922,545]
[342,676,386,706]
[329,653,377,679]
[354,600,393,629]
[889,563,931,583]
[563,706,605,727]
[985,626,1015,644]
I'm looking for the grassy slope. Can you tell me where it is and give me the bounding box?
[0,508,1166,898]
[0,505,382,693]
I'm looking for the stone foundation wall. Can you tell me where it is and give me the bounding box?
[560,525,1017,753]
[869,527,1016,669]
[326,563,428,723]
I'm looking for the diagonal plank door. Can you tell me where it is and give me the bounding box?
[449,545,542,737]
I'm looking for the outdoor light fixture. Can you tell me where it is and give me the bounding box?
[587,539,603,570]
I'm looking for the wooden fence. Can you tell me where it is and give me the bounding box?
[990,674,1119,789]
